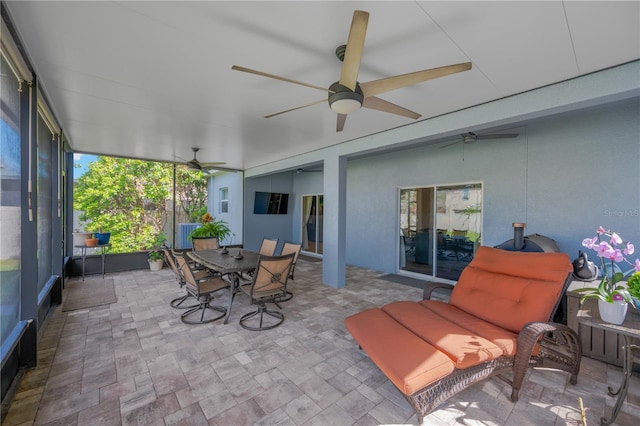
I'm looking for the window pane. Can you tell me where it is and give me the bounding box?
[0,54,22,345]
[399,188,434,275]
[436,183,482,280]
[302,194,323,255]
[220,187,228,213]
[37,114,53,291]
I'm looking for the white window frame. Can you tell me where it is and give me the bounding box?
[219,187,229,213]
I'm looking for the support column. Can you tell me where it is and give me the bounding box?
[322,155,347,288]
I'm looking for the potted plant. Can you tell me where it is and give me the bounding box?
[189,213,232,244]
[148,232,166,271]
[573,227,640,324]
[627,271,640,312]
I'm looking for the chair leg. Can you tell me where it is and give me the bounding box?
[239,304,284,331]
[170,292,199,309]
[275,291,293,303]
[180,296,226,324]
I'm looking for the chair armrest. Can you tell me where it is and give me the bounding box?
[511,321,581,401]
[423,282,454,300]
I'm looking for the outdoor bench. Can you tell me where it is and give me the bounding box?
[345,246,582,422]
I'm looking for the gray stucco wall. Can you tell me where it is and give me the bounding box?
[344,98,639,273]
[243,172,294,253]
[207,171,244,246]
[242,91,639,279]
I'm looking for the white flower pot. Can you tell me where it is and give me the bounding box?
[598,299,628,325]
[73,232,93,246]
[148,259,164,271]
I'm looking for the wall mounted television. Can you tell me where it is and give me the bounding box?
[253,191,289,215]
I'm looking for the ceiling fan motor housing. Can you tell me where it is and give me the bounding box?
[328,82,364,114]
[335,44,347,62]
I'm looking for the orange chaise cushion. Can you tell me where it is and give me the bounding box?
[417,300,519,356]
[344,308,455,395]
[449,246,572,333]
[381,301,505,368]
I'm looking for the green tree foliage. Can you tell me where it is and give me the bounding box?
[74,157,207,253]
[175,166,208,222]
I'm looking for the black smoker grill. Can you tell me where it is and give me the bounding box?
[494,222,560,253]
[494,222,566,323]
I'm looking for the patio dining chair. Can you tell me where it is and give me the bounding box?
[174,251,230,324]
[245,237,279,278]
[275,241,302,302]
[164,248,199,309]
[259,237,279,256]
[280,241,302,280]
[239,252,295,331]
[192,236,220,251]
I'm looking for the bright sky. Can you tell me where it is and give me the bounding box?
[73,153,97,178]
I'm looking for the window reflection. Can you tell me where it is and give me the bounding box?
[400,183,482,281]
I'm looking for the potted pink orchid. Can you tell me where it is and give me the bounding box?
[574,226,640,324]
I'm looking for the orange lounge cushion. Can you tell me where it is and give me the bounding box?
[344,308,455,396]
[450,247,572,333]
[417,300,518,356]
[382,301,506,368]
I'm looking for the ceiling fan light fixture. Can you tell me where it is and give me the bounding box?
[328,82,363,114]
[462,132,477,144]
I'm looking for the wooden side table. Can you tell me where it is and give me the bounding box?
[74,243,111,280]
[568,280,640,368]
[576,304,640,425]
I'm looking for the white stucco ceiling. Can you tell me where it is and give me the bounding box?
[5,1,639,170]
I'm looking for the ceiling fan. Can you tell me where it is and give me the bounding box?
[178,148,225,173]
[232,10,472,132]
[438,131,519,149]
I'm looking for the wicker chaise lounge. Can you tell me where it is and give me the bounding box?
[344,246,582,422]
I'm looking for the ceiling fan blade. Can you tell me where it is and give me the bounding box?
[264,99,326,118]
[475,133,519,140]
[360,62,472,97]
[336,114,347,132]
[362,96,421,119]
[199,162,226,167]
[339,10,369,91]
[232,65,331,93]
[438,140,460,149]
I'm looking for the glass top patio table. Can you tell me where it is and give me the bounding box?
[187,248,260,324]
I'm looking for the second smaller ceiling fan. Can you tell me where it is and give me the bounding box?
[177,148,226,174]
[438,131,519,149]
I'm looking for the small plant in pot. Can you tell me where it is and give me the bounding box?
[189,213,231,243]
[627,271,640,312]
[148,232,166,271]
[573,227,640,324]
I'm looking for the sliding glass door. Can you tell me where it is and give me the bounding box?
[302,194,323,255]
[399,183,482,281]
[400,188,434,275]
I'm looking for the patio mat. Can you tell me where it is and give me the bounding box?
[379,274,427,289]
[298,255,322,262]
[63,278,116,311]
[379,275,452,301]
